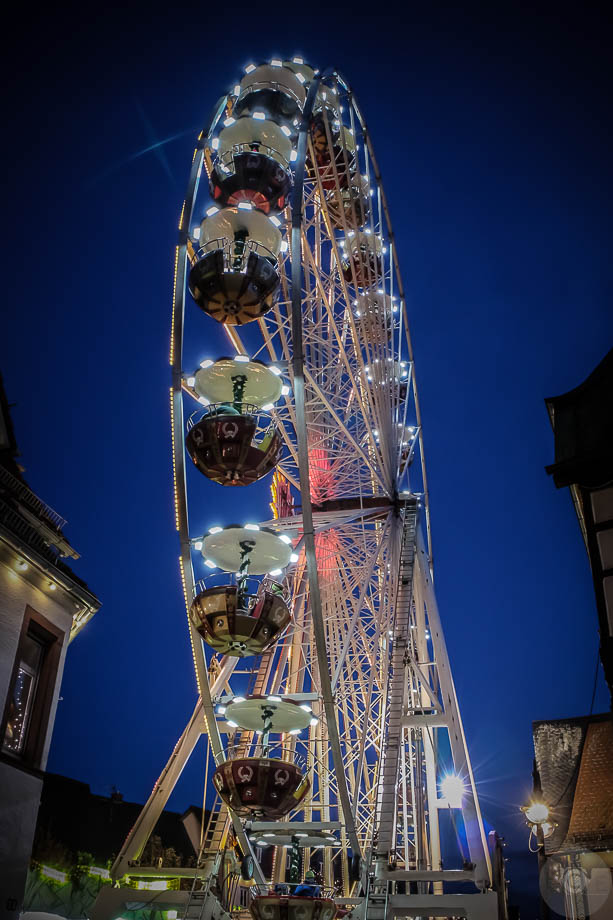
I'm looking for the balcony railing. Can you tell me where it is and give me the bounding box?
[0,464,66,531]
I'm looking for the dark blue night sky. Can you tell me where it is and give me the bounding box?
[3,3,611,915]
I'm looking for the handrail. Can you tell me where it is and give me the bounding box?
[217,142,291,172]
[186,403,274,431]
[215,742,308,769]
[0,464,67,531]
[237,80,304,111]
[191,236,278,269]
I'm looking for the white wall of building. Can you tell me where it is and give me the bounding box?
[0,553,76,920]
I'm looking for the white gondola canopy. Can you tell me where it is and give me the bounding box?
[199,207,282,258]
[202,525,293,574]
[221,696,316,734]
[193,358,283,408]
[217,117,292,167]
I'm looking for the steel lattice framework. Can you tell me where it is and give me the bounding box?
[97,64,501,920]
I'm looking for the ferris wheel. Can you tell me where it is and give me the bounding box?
[98,58,504,920]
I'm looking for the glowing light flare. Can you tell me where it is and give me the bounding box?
[524,802,549,825]
[440,774,465,808]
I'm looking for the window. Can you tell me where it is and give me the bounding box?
[1,607,64,769]
[3,631,46,755]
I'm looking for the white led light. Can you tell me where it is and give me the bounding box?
[269,365,282,376]
[206,205,219,217]
[290,150,297,162]
[227,720,238,728]
[192,228,200,240]
[234,354,250,362]
[200,359,214,369]
[441,774,465,808]
[233,696,246,703]
[270,59,282,67]
[267,695,282,703]
[244,523,260,531]
[281,384,290,395]
[198,396,210,406]
[299,704,311,713]
[209,526,223,534]
[292,57,304,64]
[280,240,289,252]
[279,534,292,545]
[289,728,301,735]
[48,582,57,591]
[253,110,266,120]
[237,201,253,210]
[296,72,306,84]
[204,558,216,568]
[211,137,219,150]
[186,376,195,387]
[290,553,299,563]
[269,215,282,227]
[245,64,256,74]
[280,125,291,137]
[217,706,226,715]
[269,568,282,576]
[223,117,236,127]
[310,717,318,726]
[262,402,274,411]
[194,541,203,551]
[16,560,28,572]
[233,84,241,95]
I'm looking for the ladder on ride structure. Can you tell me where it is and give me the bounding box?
[181,850,213,920]
[203,646,277,858]
[375,503,417,857]
[201,797,230,859]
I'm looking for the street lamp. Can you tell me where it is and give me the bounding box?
[521,800,557,849]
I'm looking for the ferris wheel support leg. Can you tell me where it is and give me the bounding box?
[415,531,493,890]
[110,698,205,880]
[422,726,443,893]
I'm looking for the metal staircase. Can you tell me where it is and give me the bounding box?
[375,503,417,861]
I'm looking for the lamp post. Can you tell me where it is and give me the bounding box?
[521,801,556,920]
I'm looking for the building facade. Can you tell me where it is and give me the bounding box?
[526,350,613,919]
[0,375,100,919]
[545,347,613,704]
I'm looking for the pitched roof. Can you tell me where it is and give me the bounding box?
[533,713,613,854]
